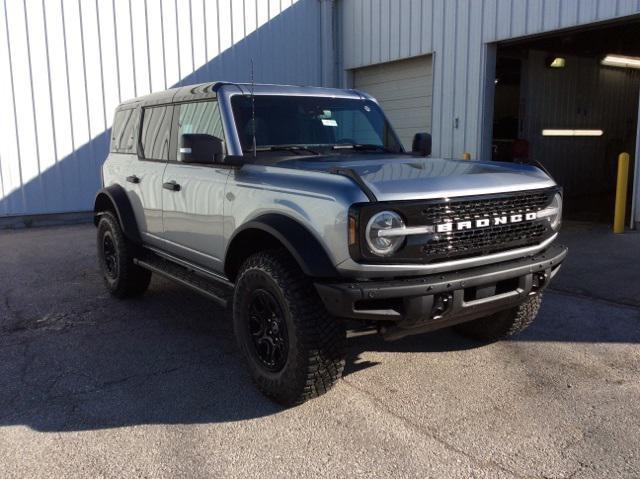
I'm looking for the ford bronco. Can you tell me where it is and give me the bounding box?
[95,82,567,405]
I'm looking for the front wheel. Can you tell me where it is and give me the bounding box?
[454,294,542,342]
[233,250,345,406]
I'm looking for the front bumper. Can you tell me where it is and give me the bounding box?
[315,243,567,340]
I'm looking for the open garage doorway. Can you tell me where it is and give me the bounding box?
[492,20,640,224]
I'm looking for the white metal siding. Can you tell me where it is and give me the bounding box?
[0,0,322,217]
[353,55,433,150]
[341,0,640,160]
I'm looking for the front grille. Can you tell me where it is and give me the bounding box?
[353,188,557,264]
[419,189,554,262]
[422,222,548,260]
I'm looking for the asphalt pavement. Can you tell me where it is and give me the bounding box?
[0,223,638,478]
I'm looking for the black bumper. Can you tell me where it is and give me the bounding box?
[315,243,567,340]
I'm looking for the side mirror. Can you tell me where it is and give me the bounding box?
[412,132,432,156]
[179,133,223,164]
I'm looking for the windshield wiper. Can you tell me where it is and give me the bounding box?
[332,144,394,153]
[255,145,321,156]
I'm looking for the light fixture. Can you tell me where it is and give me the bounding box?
[547,57,566,68]
[542,129,603,137]
[601,54,640,70]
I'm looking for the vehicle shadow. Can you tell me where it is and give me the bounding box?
[0,267,483,433]
[1,262,638,433]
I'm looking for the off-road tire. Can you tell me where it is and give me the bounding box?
[454,294,542,342]
[233,249,346,406]
[97,211,151,298]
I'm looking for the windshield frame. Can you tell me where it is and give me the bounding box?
[222,90,404,159]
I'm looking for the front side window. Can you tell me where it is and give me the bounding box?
[140,106,172,160]
[230,95,402,154]
[176,101,225,160]
[110,108,139,153]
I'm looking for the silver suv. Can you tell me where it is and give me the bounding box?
[95,82,567,405]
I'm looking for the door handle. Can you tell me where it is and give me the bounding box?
[162,180,181,192]
[126,175,141,184]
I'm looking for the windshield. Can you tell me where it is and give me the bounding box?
[230,95,402,154]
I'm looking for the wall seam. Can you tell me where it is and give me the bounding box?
[60,0,77,213]
[112,0,121,103]
[477,0,485,157]
[77,0,96,178]
[189,0,195,74]
[451,0,458,156]
[95,0,108,129]
[144,0,152,92]
[22,0,42,186]
[159,0,167,89]
[128,0,137,96]
[175,0,181,83]
[463,0,470,154]
[203,0,208,76]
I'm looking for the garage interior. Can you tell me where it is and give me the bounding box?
[492,20,640,224]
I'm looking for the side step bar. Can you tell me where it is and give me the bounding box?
[134,254,233,307]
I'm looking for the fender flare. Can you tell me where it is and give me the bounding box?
[93,185,142,244]
[227,214,339,279]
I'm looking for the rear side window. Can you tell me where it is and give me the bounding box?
[140,106,173,160]
[110,108,139,153]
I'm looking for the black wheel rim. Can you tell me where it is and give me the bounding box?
[247,289,288,372]
[102,233,118,279]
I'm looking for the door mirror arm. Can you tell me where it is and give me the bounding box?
[223,155,246,168]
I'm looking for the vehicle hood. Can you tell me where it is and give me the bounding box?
[274,155,556,201]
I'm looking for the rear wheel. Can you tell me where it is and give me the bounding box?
[233,250,345,406]
[454,294,542,342]
[97,212,151,298]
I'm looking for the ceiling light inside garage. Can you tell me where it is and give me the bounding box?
[548,57,566,68]
[542,129,604,137]
[601,54,640,69]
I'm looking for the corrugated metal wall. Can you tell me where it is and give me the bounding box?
[340,0,640,160]
[0,0,322,217]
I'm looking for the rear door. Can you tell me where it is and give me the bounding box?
[131,104,174,242]
[160,100,230,272]
[108,105,171,242]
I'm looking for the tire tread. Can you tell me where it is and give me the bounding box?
[233,249,345,406]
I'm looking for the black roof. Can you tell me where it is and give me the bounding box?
[117,82,222,109]
[116,81,368,111]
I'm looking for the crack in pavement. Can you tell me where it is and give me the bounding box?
[340,377,527,479]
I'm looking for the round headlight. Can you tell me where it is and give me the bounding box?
[549,193,562,230]
[365,211,405,256]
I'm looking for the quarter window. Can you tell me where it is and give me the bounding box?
[140,106,173,160]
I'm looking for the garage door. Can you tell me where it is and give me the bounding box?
[353,55,433,150]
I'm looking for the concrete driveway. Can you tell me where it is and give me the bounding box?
[1,223,639,478]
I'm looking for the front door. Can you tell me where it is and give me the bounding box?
[160,100,230,272]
